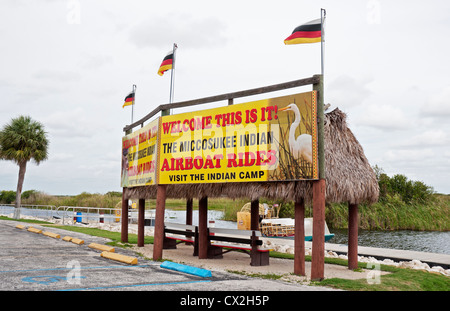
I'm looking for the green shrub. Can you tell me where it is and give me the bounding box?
[374,165,434,205]
[21,190,37,200]
[0,190,16,204]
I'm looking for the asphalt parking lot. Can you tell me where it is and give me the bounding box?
[0,220,232,292]
[0,220,330,296]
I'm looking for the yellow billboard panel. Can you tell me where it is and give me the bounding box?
[121,91,317,187]
[157,91,318,184]
[121,118,159,187]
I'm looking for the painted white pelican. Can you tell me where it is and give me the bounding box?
[278,103,313,163]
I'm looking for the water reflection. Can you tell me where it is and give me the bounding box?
[332,229,450,255]
[167,210,450,255]
[165,209,237,229]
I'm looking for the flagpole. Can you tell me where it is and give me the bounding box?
[132,84,136,123]
[319,8,326,178]
[311,8,327,282]
[169,43,177,105]
[320,8,325,77]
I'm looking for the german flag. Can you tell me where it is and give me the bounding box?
[284,19,322,45]
[157,51,174,76]
[122,91,135,108]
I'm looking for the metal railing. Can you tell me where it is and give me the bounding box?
[0,204,137,225]
[0,204,58,220]
[57,206,123,225]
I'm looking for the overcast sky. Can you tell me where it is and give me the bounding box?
[1,0,449,196]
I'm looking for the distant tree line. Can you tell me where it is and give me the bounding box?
[373,165,435,205]
[0,190,38,204]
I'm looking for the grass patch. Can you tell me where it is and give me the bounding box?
[252,250,449,291]
[227,270,284,281]
[318,268,450,291]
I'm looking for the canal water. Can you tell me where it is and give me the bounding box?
[331,228,450,255]
[2,206,448,255]
[164,209,450,255]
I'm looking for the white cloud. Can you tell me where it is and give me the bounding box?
[327,75,373,109]
[49,153,75,162]
[128,13,228,50]
[384,148,435,163]
[355,104,411,130]
[422,85,450,118]
[398,130,450,148]
[79,54,114,70]
[42,108,93,138]
[32,70,81,83]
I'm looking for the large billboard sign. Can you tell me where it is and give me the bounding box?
[121,118,159,188]
[121,91,317,187]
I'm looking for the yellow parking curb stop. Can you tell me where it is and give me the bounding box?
[43,231,61,239]
[100,251,137,265]
[71,238,84,245]
[27,227,42,234]
[88,243,115,253]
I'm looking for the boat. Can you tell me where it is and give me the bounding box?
[237,202,334,241]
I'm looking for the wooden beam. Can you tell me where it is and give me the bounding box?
[294,199,305,276]
[153,185,167,261]
[198,196,208,259]
[123,76,320,132]
[311,179,326,281]
[138,198,145,247]
[348,203,359,270]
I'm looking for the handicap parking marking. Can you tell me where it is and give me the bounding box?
[58,280,212,291]
[0,264,157,274]
[22,275,85,285]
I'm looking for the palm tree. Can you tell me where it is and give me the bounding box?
[0,116,49,219]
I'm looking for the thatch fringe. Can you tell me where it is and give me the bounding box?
[323,108,379,204]
[124,108,379,205]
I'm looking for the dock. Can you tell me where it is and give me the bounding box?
[263,237,450,270]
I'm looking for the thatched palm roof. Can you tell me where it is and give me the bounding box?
[125,108,379,205]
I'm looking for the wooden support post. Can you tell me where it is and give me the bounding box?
[153,185,167,261]
[185,198,193,246]
[250,199,259,231]
[348,203,359,270]
[121,127,132,244]
[138,198,145,247]
[198,196,208,259]
[121,189,128,243]
[311,179,326,281]
[186,198,193,226]
[311,74,326,281]
[294,199,305,276]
